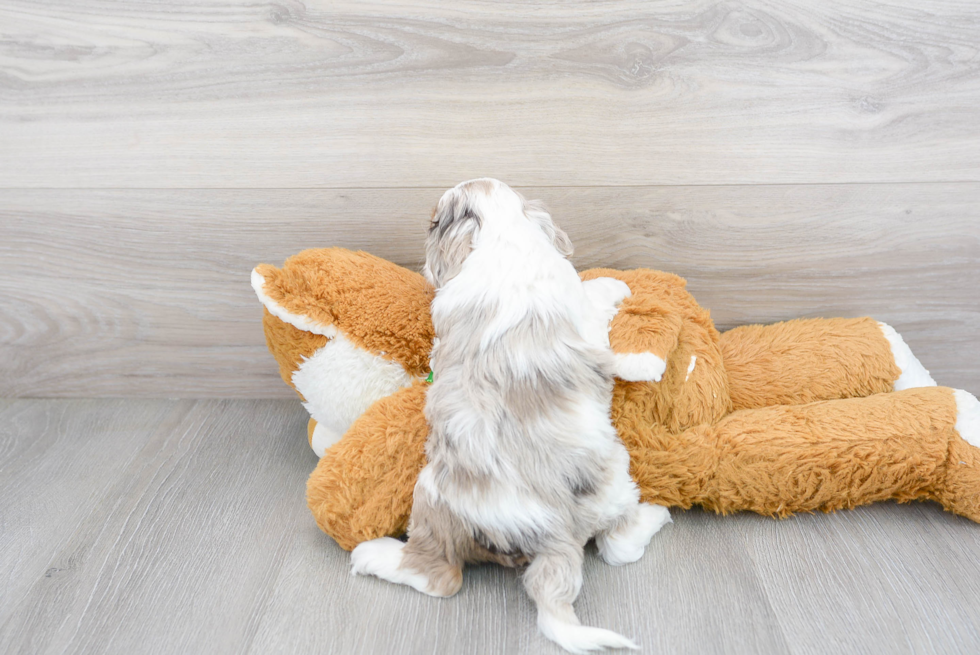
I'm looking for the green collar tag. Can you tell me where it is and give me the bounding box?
[425,371,434,384]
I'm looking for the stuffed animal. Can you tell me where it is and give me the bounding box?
[252,248,980,551]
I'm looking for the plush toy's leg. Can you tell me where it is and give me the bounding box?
[941,389,980,521]
[628,386,980,522]
[720,317,933,411]
[307,381,429,551]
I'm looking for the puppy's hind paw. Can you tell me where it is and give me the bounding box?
[597,504,672,566]
[350,537,430,594]
[351,537,405,578]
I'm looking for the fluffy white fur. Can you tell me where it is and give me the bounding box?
[878,321,937,390]
[581,277,632,348]
[615,352,668,383]
[954,389,980,449]
[350,537,440,596]
[597,503,673,566]
[309,423,339,458]
[292,331,415,457]
[352,179,668,654]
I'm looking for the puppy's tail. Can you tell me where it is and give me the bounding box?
[525,551,638,654]
[537,611,638,654]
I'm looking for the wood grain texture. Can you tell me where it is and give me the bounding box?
[1,184,977,397]
[738,502,980,655]
[0,399,182,627]
[2,399,980,654]
[1,0,979,187]
[0,399,315,655]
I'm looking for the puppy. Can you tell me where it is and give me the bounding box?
[351,179,671,653]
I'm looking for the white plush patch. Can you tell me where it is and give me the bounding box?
[292,331,415,453]
[597,503,672,567]
[954,389,980,449]
[878,322,936,390]
[310,422,343,458]
[581,277,631,349]
[350,538,436,596]
[685,354,697,382]
[251,268,337,338]
[614,352,667,382]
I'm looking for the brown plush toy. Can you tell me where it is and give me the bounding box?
[252,248,980,551]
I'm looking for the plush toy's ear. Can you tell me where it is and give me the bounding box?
[524,198,573,258]
[251,263,337,337]
[253,263,336,392]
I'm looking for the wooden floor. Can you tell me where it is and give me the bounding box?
[2,398,979,655]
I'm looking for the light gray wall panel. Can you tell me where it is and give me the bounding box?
[1,0,978,187]
[1,184,977,397]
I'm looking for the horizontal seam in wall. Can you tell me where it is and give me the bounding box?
[1,180,980,191]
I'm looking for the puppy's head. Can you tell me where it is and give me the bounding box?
[423,178,573,287]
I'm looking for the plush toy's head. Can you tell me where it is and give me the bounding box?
[252,248,435,453]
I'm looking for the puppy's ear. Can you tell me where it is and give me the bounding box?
[524,199,573,258]
[424,194,482,287]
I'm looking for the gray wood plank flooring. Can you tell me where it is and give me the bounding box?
[2,399,979,655]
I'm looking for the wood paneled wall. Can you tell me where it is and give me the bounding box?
[1,1,978,397]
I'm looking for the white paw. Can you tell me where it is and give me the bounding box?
[878,322,937,390]
[584,277,632,308]
[310,422,343,458]
[350,537,433,594]
[582,278,632,349]
[597,503,672,566]
[614,353,667,383]
[955,389,980,449]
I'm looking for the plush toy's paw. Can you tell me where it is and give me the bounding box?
[878,322,937,390]
[310,420,343,458]
[955,389,980,448]
[350,537,440,596]
[614,353,667,383]
[939,389,980,524]
[596,503,671,566]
